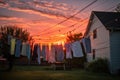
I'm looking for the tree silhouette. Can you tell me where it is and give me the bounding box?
[0,25,30,42]
[66,32,86,68]
[66,32,83,42]
[0,25,30,71]
[115,3,120,12]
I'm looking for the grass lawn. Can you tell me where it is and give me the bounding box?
[0,65,120,80]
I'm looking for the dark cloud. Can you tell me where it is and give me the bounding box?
[0,0,80,21]
[0,14,11,18]
[0,1,6,4]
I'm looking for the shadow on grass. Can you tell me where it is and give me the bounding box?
[0,66,120,80]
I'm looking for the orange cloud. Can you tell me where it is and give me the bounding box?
[0,16,24,22]
[0,0,80,22]
[0,0,89,44]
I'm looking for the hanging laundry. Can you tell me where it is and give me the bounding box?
[71,41,83,57]
[41,45,46,61]
[45,45,49,61]
[48,45,56,63]
[8,35,12,45]
[15,39,21,57]
[37,45,41,64]
[32,44,38,61]
[64,43,72,59]
[0,45,1,56]
[55,45,64,62]
[39,44,43,58]
[10,38,16,55]
[26,43,31,60]
[21,43,27,56]
[82,37,91,53]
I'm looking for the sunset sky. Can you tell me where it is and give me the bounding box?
[0,0,119,44]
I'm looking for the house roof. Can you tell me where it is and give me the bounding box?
[84,11,120,36]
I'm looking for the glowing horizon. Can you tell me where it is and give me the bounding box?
[0,0,119,44]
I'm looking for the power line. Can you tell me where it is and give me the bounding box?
[33,7,115,41]
[31,0,117,36]
[40,12,119,43]
[32,17,88,38]
[62,19,88,35]
[32,0,119,43]
[38,0,98,35]
[52,0,97,26]
[40,23,78,36]
[33,10,117,43]
[42,0,118,37]
[33,17,88,39]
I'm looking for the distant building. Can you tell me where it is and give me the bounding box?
[84,11,120,74]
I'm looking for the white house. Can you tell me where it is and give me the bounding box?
[84,11,120,74]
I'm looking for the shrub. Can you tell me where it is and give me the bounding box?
[64,57,86,69]
[85,58,109,73]
[71,57,85,68]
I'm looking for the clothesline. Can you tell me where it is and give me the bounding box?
[7,35,92,64]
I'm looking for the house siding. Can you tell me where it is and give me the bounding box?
[86,15,110,62]
[110,32,120,73]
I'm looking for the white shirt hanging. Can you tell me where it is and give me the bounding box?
[71,41,83,57]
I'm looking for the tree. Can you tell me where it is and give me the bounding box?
[0,25,30,71]
[0,25,30,42]
[115,3,120,12]
[66,32,86,68]
[66,32,83,42]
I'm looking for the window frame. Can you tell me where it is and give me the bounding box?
[93,29,97,39]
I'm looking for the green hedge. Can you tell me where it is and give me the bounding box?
[64,57,86,69]
[85,58,109,73]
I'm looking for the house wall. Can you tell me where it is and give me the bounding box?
[110,31,120,73]
[86,15,110,62]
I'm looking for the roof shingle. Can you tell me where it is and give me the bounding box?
[94,11,120,29]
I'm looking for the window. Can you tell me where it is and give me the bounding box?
[93,49,95,60]
[93,29,97,39]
